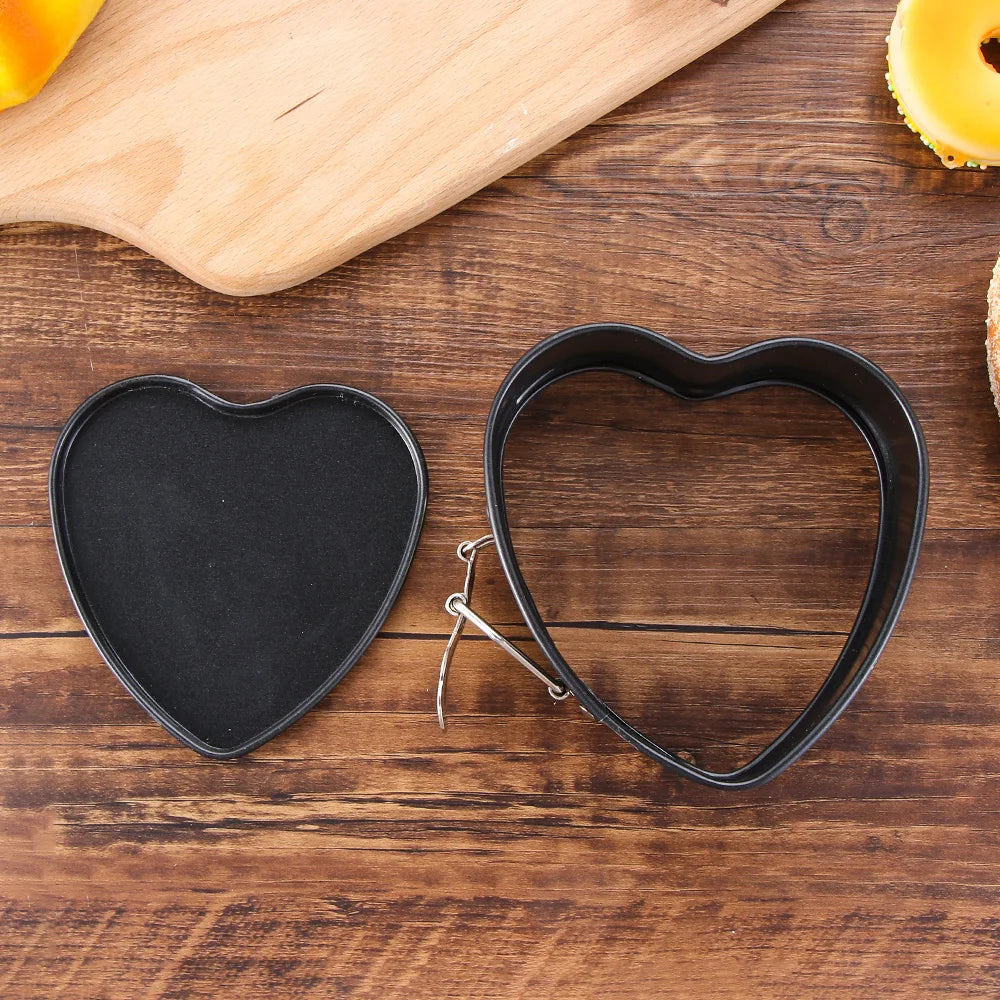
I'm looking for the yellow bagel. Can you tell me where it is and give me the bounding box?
[887,0,1000,168]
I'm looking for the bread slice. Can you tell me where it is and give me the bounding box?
[989,254,1000,418]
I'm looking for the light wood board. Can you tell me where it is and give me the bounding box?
[0,0,782,295]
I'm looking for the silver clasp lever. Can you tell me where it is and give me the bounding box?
[437,534,570,729]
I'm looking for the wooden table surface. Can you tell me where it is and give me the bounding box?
[2,1,999,996]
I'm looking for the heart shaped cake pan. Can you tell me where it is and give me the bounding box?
[478,324,929,788]
[50,376,427,757]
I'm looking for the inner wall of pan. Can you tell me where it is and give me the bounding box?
[498,370,880,773]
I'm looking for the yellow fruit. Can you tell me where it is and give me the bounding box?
[0,0,105,112]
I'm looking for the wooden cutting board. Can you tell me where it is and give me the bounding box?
[0,0,782,295]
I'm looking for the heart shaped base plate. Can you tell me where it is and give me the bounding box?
[50,376,427,757]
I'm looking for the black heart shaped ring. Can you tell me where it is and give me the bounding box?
[437,323,929,789]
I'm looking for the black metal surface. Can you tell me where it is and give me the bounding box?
[50,376,427,758]
[483,324,929,789]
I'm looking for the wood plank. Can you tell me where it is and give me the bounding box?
[0,0,782,294]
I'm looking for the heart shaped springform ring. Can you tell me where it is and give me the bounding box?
[437,324,928,789]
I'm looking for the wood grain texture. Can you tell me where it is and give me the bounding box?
[3,1,1000,996]
[0,0,781,296]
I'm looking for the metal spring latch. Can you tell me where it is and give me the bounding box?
[436,534,570,729]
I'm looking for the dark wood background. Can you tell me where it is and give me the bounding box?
[3,1,999,995]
